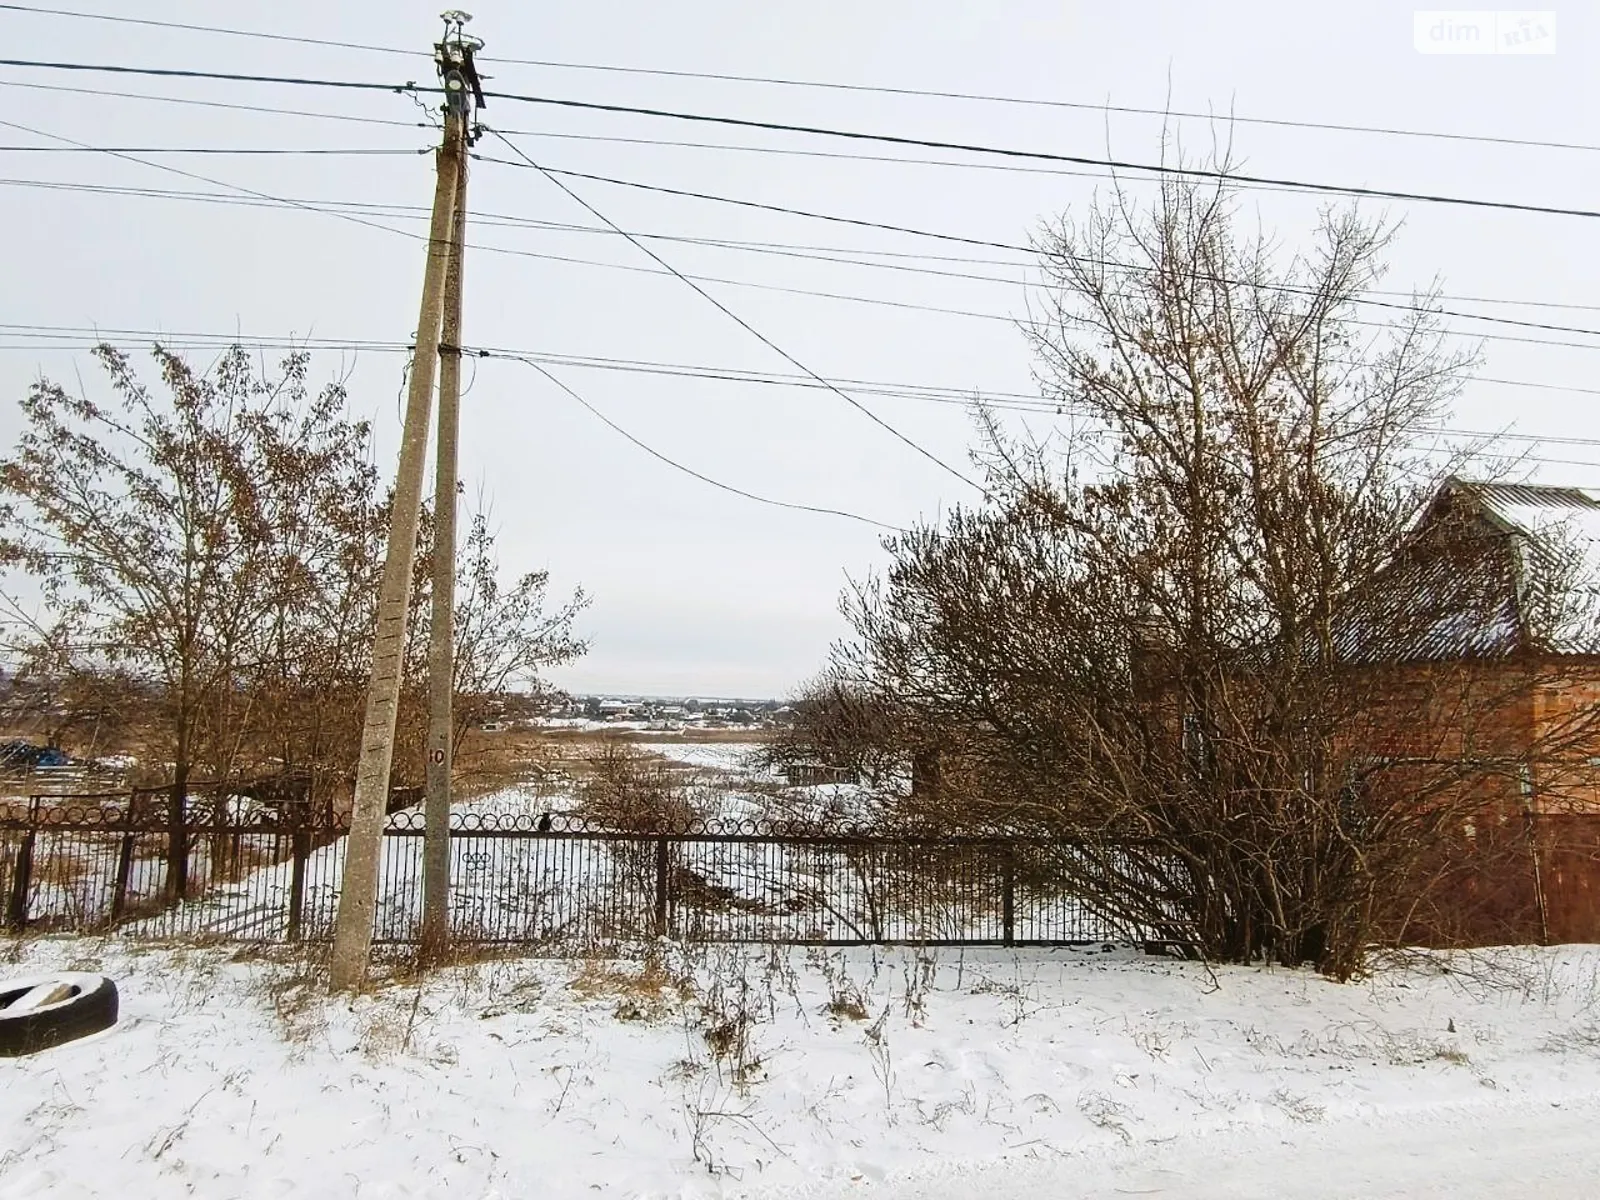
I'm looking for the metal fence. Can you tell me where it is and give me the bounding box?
[3,801,1141,947]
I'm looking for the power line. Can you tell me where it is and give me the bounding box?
[0,56,411,93]
[1,170,1021,323]
[7,166,1598,319]
[497,353,904,530]
[468,61,1600,159]
[9,322,1600,455]
[0,319,1052,404]
[473,161,1600,350]
[6,78,1579,224]
[22,75,1595,312]
[0,323,1057,415]
[7,160,1600,350]
[5,143,1598,352]
[0,116,426,244]
[0,3,420,57]
[0,78,1238,202]
[4,114,1597,439]
[0,144,424,155]
[485,126,990,494]
[8,329,1597,469]
[15,159,1590,318]
[491,166,1600,320]
[6,5,1596,156]
[467,93,1600,223]
[0,170,1038,281]
[0,78,427,128]
[5,57,1600,221]
[0,79,1384,208]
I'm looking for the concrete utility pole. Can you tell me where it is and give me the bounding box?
[421,144,468,961]
[331,11,485,992]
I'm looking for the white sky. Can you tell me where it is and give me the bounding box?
[1,2,1596,697]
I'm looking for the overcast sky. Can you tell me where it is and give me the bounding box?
[1,2,1596,698]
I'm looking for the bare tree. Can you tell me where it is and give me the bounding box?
[0,345,379,893]
[226,379,385,818]
[761,670,909,791]
[381,505,589,792]
[836,165,1600,977]
[446,511,588,744]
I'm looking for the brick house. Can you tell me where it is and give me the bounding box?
[1354,479,1600,942]
[1362,479,1600,798]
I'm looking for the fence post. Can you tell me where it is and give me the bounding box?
[1001,843,1016,947]
[229,791,244,883]
[6,797,39,932]
[654,837,671,938]
[109,830,137,924]
[287,824,309,943]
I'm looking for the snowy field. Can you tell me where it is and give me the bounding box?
[4,938,1600,1198]
[645,742,769,777]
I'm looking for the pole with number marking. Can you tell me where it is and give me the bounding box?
[329,13,484,992]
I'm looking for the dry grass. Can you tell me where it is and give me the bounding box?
[417,725,771,808]
[371,941,530,986]
[824,992,869,1022]
[568,953,694,1023]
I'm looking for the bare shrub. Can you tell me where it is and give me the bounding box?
[806,948,870,1023]
[761,671,908,797]
[862,1005,896,1120]
[576,739,710,831]
[1077,1091,1132,1143]
[695,947,767,1091]
[901,949,937,1026]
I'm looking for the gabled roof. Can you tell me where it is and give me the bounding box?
[1460,480,1600,586]
[1345,478,1600,661]
[1459,480,1600,655]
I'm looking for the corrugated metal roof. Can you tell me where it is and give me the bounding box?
[1467,481,1600,600]
[1336,479,1600,662]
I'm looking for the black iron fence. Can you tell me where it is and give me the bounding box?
[3,801,1145,947]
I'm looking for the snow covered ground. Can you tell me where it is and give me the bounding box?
[645,743,769,777]
[4,938,1600,1198]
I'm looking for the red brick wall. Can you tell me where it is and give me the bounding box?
[1531,664,1600,815]
[1354,658,1600,945]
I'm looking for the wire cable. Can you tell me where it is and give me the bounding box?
[471,60,1600,159]
[0,144,425,155]
[6,162,1600,349]
[6,5,1597,155]
[489,352,904,530]
[0,78,427,128]
[0,2,421,57]
[10,158,1595,317]
[7,321,1600,461]
[0,56,411,93]
[9,78,1582,222]
[0,116,428,245]
[486,126,989,494]
[5,152,1598,350]
[7,163,1598,314]
[472,161,1600,348]
[4,57,1600,220]
[467,93,1600,223]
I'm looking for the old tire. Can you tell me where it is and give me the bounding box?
[0,973,119,1057]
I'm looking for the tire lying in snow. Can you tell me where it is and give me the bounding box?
[0,973,119,1056]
